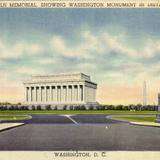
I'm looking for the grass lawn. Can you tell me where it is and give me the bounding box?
[0,110,158,115]
[111,115,156,122]
[0,115,30,120]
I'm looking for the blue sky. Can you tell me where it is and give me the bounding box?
[0,9,160,104]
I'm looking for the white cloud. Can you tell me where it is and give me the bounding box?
[77,62,96,70]
[16,66,45,75]
[37,58,55,65]
[101,33,136,57]
[50,31,102,59]
[50,29,160,59]
[0,40,43,59]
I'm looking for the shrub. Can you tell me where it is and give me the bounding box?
[45,105,51,110]
[69,105,73,110]
[116,105,123,110]
[54,106,58,110]
[80,105,86,110]
[20,106,24,110]
[37,105,42,110]
[123,106,129,110]
[8,105,15,110]
[5,105,8,110]
[24,106,29,110]
[88,105,94,110]
[63,105,67,110]
[0,105,8,110]
[14,105,19,110]
[20,106,28,110]
[96,105,105,110]
[73,106,79,110]
[31,105,36,110]
[106,105,114,110]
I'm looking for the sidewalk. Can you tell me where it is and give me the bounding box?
[0,123,25,132]
[130,121,160,127]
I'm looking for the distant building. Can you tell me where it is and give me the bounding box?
[23,73,97,107]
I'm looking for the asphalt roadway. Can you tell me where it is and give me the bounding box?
[0,114,160,151]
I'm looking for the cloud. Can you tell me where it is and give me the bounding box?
[50,31,102,59]
[37,58,55,65]
[49,28,160,60]
[77,62,96,70]
[16,66,46,75]
[0,39,43,59]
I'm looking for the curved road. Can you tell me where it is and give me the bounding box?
[0,114,160,151]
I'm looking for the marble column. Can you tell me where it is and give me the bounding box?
[50,86,52,102]
[83,85,85,102]
[77,85,80,102]
[31,87,33,102]
[40,86,42,102]
[52,86,55,102]
[35,87,38,102]
[25,87,28,103]
[80,85,83,102]
[72,85,74,103]
[41,86,44,102]
[66,85,69,103]
[56,86,58,103]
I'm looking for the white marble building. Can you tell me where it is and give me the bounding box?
[23,73,97,106]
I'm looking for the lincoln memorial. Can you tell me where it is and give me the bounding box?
[23,73,97,106]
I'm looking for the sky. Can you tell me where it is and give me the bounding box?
[0,9,160,105]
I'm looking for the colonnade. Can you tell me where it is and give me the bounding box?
[25,84,84,104]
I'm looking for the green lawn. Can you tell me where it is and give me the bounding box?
[0,110,158,120]
[0,115,30,120]
[111,115,156,122]
[0,110,158,115]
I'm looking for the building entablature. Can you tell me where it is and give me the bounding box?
[30,72,91,82]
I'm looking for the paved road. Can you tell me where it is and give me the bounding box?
[0,114,160,151]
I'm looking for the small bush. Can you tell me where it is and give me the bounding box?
[24,106,29,110]
[54,106,58,110]
[63,105,67,110]
[45,105,51,110]
[96,105,105,110]
[69,105,73,110]
[88,105,94,110]
[80,105,86,110]
[37,105,42,110]
[74,106,81,110]
[0,105,8,110]
[8,105,15,110]
[20,106,25,110]
[20,106,28,110]
[32,105,36,110]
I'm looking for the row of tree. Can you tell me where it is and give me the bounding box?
[0,104,158,111]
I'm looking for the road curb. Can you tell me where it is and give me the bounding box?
[130,122,160,128]
[0,115,32,122]
[0,123,25,132]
